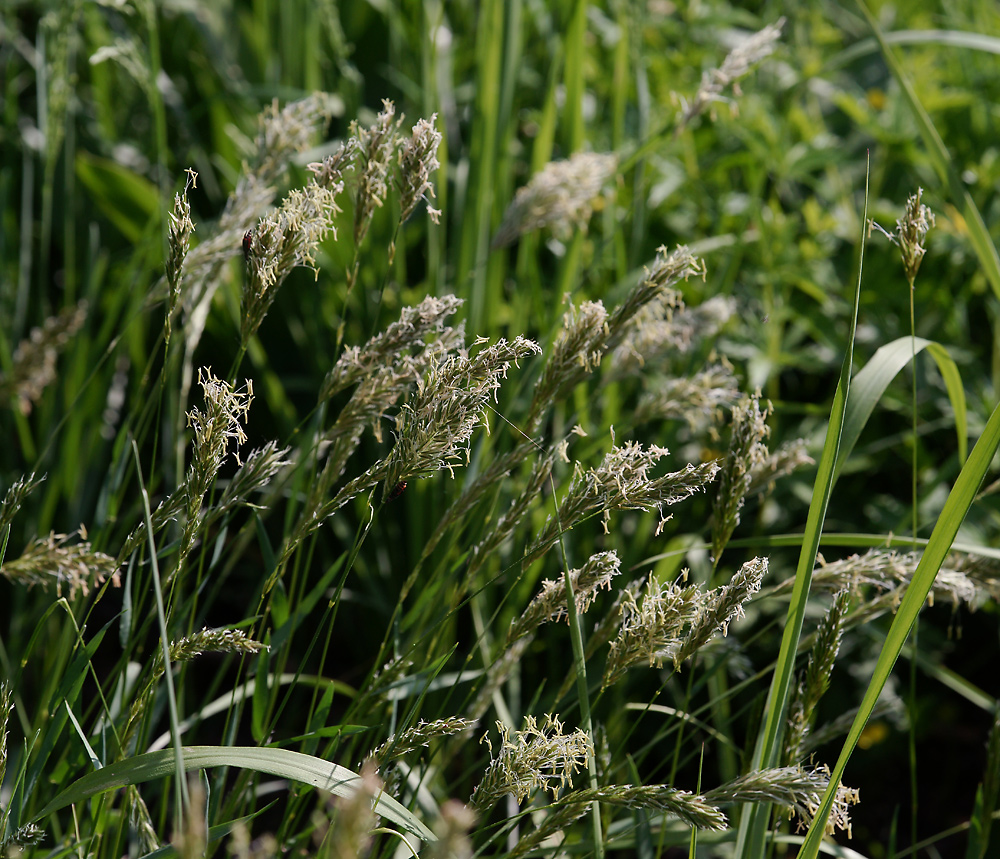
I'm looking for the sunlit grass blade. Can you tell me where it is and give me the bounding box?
[735,160,869,857]
[798,393,1000,857]
[32,746,436,843]
[835,335,967,482]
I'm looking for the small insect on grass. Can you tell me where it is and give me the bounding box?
[242,229,253,262]
[388,481,407,501]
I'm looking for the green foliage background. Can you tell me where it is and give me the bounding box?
[2,1,1000,857]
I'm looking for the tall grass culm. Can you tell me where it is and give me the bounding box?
[3,2,1000,858]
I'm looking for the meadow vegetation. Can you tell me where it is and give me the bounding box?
[2,2,1000,858]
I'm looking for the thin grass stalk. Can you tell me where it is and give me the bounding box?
[132,440,188,822]
[907,229,920,859]
[551,478,604,859]
[735,164,869,856]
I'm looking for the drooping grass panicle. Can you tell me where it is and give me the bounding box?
[117,441,285,565]
[321,294,465,402]
[277,336,541,567]
[167,626,268,666]
[607,246,707,346]
[491,151,618,249]
[0,823,44,851]
[523,440,719,569]
[307,138,358,190]
[635,363,741,429]
[471,715,593,811]
[214,441,291,512]
[122,784,160,854]
[603,557,765,687]
[770,549,998,614]
[675,17,786,132]
[240,180,343,347]
[611,294,734,377]
[0,472,45,535]
[379,336,543,499]
[555,784,728,831]
[673,555,766,663]
[507,551,622,647]
[120,628,267,756]
[785,589,851,764]
[369,717,476,769]
[526,246,704,433]
[0,529,119,598]
[0,300,88,414]
[175,370,254,569]
[603,576,701,687]
[746,437,814,498]
[703,764,859,836]
[508,800,591,858]
[253,93,339,188]
[710,391,772,563]
[528,299,610,430]
[179,95,336,355]
[312,297,466,504]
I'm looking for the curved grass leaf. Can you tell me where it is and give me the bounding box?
[835,335,967,481]
[829,29,1000,69]
[798,392,1000,857]
[31,746,436,842]
[734,161,869,858]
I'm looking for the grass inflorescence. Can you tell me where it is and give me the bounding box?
[2,3,1000,858]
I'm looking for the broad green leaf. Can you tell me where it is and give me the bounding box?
[835,335,967,481]
[32,746,436,842]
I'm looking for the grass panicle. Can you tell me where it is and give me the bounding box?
[0,302,87,415]
[472,715,594,812]
[604,557,765,686]
[5,7,999,858]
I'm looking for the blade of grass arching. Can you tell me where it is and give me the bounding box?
[834,335,967,483]
[735,164,869,857]
[857,0,1000,302]
[798,391,1000,858]
[31,746,436,842]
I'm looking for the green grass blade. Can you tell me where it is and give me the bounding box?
[735,162,869,857]
[857,0,1000,302]
[31,745,436,842]
[835,336,967,482]
[798,392,1000,857]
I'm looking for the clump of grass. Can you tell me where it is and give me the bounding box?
[7,4,999,857]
